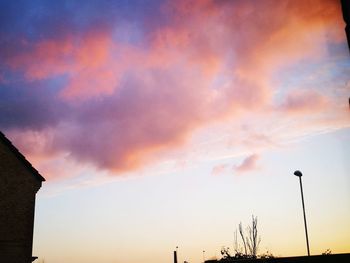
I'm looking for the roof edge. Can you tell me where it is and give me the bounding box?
[0,131,46,182]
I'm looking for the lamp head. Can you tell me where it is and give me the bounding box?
[294,170,302,177]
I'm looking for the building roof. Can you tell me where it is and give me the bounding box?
[0,131,45,182]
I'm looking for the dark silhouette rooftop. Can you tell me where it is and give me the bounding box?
[341,0,350,52]
[0,131,45,182]
[0,130,45,263]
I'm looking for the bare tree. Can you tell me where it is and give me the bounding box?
[246,215,261,258]
[220,246,231,259]
[233,228,246,259]
[221,215,263,261]
[238,222,247,256]
[233,229,240,254]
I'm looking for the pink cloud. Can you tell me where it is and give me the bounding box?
[211,164,229,176]
[279,90,329,114]
[2,0,346,178]
[7,33,128,100]
[234,154,260,174]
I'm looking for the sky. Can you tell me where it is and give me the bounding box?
[0,0,350,262]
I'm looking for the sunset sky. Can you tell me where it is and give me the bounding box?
[0,0,350,263]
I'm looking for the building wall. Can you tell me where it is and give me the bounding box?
[0,141,41,263]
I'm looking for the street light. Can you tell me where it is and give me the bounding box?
[294,170,310,256]
[203,250,206,263]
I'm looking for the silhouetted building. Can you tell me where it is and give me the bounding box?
[341,0,350,52]
[0,131,45,263]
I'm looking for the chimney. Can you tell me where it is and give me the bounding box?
[174,251,178,263]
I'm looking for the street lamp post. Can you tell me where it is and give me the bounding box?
[294,170,310,256]
[203,250,206,263]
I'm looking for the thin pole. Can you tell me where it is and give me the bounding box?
[174,250,178,263]
[298,176,310,256]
